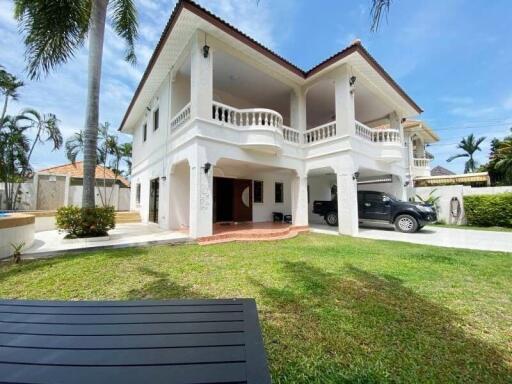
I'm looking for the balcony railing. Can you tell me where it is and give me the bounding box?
[413,158,430,168]
[282,125,300,144]
[355,121,401,144]
[304,121,337,143]
[212,101,283,129]
[170,103,191,130]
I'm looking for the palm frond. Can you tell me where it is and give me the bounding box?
[370,0,391,32]
[109,0,138,64]
[447,153,469,162]
[14,0,91,79]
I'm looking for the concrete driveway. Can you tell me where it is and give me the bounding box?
[310,223,512,253]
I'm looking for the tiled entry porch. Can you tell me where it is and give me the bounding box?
[198,222,309,245]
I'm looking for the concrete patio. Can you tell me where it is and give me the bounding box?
[310,223,512,253]
[23,223,190,258]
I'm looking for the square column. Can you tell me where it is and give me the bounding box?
[189,162,213,239]
[290,88,307,143]
[337,172,359,236]
[291,174,308,226]
[334,65,356,137]
[190,30,213,120]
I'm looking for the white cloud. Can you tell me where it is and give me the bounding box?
[450,106,497,118]
[440,96,474,105]
[503,94,512,110]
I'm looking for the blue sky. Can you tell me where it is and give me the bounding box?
[1,0,511,173]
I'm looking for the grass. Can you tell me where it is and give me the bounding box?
[430,223,512,232]
[1,233,511,383]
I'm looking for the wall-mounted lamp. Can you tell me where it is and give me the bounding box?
[352,171,360,180]
[349,76,357,87]
[203,162,212,174]
[203,33,210,58]
[146,106,151,112]
[404,181,410,187]
[161,176,167,182]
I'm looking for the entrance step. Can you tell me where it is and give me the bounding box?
[115,211,141,223]
[198,223,309,245]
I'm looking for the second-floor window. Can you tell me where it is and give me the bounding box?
[143,123,147,142]
[275,182,283,203]
[153,108,159,131]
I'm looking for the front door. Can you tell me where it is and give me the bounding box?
[361,191,390,221]
[149,178,159,223]
[233,179,252,222]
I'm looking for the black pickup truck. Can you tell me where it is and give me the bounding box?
[313,190,437,233]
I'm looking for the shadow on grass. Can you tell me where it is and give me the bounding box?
[251,261,511,383]
[126,267,203,300]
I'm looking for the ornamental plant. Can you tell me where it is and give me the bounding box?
[56,206,115,238]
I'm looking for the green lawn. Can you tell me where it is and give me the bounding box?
[1,233,511,383]
[430,223,512,232]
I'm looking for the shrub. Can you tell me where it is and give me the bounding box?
[464,193,512,227]
[56,206,116,238]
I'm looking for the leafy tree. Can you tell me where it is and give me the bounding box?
[119,142,132,176]
[447,134,486,173]
[0,65,24,128]
[479,129,512,185]
[495,130,512,183]
[15,0,138,208]
[0,115,30,209]
[65,122,132,207]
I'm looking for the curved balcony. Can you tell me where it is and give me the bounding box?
[212,102,285,153]
[412,157,432,177]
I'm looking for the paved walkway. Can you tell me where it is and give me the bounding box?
[23,223,190,258]
[310,224,512,253]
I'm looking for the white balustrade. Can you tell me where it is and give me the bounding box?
[414,158,430,168]
[355,121,401,144]
[282,125,300,144]
[170,103,191,130]
[212,101,283,130]
[304,121,337,143]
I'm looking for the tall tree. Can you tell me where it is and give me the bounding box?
[0,65,24,128]
[495,129,512,183]
[447,134,486,173]
[15,0,138,208]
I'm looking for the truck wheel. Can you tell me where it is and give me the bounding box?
[394,214,418,233]
[325,211,338,226]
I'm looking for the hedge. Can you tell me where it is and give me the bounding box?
[464,193,512,227]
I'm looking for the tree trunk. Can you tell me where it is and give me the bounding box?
[0,96,8,128]
[82,0,108,208]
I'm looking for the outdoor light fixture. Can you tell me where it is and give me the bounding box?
[161,176,167,181]
[349,76,357,87]
[203,162,212,174]
[353,171,360,180]
[203,33,210,58]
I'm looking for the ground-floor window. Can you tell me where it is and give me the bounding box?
[253,180,263,203]
[275,182,284,203]
[135,183,141,205]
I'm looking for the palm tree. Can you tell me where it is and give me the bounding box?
[119,142,132,176]
[15,0,138,208]
[370,0,392,32]
[0,65,24,128]
[495,133,512,182]
[447,134,486,173]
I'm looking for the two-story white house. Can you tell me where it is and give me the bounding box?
[119,0,436,239]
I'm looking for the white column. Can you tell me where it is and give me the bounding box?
[190,30,213,121]
[189,160,213,239]
[290,88,307,143]
[32,173,39,210]
[291,173,308,226]
[337,170,359,236]
[63,175,71,206]
[334,64,356,136]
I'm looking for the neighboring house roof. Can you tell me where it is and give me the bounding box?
[431,165,455,176]
[119,0,422,132]
[37,162,130,187]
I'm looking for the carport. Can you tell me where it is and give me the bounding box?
[0,299,271,384]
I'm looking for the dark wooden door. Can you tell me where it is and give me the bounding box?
[233,179,252,222]
[149,178,159,223]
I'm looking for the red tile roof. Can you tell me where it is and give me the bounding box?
[37,161,130,187]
